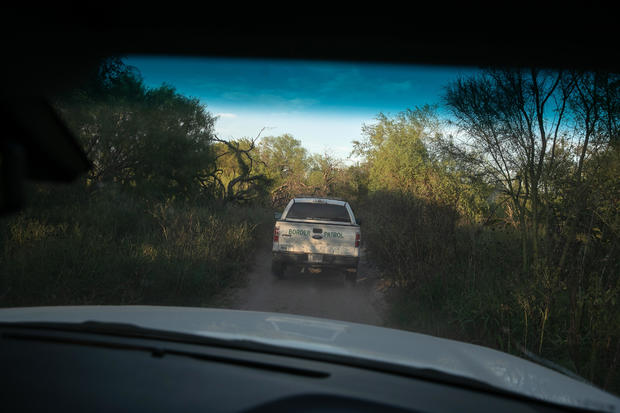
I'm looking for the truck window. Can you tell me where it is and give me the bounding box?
[286,203,351,223]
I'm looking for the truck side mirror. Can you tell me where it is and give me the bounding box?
[274,212,282,220]
[357,218,362,226]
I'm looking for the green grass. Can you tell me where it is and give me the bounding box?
[0,182,272,307]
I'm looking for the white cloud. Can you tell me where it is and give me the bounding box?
[216,113,237,119]
[210,108,377,158]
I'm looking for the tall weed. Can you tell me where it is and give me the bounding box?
[361,190,619,394]
[0,182,270,307]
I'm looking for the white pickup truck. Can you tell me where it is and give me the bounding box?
[272,197,361,283]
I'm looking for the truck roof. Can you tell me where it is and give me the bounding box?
[292,197,347,206]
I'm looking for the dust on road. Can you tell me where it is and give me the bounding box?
[216,243,387,326]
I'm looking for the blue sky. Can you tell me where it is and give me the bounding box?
[124,56,479,160]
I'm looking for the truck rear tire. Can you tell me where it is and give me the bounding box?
[345,268,357,285]
[271,261,285,278]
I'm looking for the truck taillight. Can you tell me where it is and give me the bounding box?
[355,233,360,248]
[274,226,280,242]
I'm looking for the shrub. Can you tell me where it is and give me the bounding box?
[0,182,271,307]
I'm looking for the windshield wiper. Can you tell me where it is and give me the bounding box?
[517,343,590,384]
[1,320,239,347]
[0,321,331,378]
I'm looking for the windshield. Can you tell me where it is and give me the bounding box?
[286,203,351,222]
[0,55,618,400]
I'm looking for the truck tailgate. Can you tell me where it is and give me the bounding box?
[276,221,359,257]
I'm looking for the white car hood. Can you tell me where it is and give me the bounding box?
[0,305,618,412]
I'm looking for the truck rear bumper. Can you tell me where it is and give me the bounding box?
[272,251,359,269]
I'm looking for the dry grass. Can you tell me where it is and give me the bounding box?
[0,182,271,308]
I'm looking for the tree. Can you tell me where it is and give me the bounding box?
[444,68,576,271]
[307,152,342,197]
[55,58,218,200]
[353,107,435,194]
[256,134,311,206]
[202,133,271,204]
[443,68,620,384]
[351,106,475,212]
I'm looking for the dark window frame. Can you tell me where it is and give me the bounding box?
[286,203,351,223]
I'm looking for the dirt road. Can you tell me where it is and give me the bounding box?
[216,243,387,326]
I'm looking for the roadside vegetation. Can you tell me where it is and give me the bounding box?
[356,73,620,393]
[0,59,617,393]
[0,183,270,307]
[0,58,273,307]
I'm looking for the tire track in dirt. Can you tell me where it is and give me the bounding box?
[216,242,387,326]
